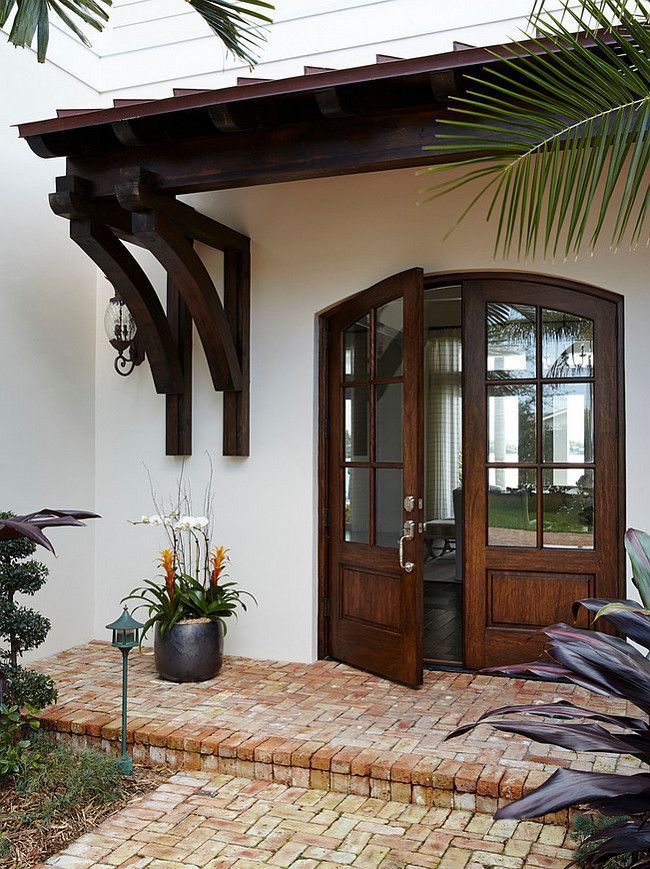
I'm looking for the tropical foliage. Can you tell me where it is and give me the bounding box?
[0,509,98,555]
[0,0,273,64]
[425,0,650,258]
[0,509,98,710]
[122,544,254,639]
[123,472,255,638]
[446,595,650,864]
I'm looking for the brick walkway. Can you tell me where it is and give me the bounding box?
[35,642,639,815]
[41,771,576,868]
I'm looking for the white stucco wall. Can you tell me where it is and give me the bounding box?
[92,168,647,663]
[0,46,98,659]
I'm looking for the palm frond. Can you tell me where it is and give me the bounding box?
[183,0,273,67]
[423,0,650,257]
[3,0,272,65]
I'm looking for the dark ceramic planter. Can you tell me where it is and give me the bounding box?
[154,620,224,683]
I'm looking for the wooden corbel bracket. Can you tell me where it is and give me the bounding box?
[50,170,250,457]
[50,176,184,396]
[115,168,251,456]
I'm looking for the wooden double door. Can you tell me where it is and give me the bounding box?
[321,270,624,687]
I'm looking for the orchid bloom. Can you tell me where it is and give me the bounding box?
[158,548,176,600]
[211,546,229,586]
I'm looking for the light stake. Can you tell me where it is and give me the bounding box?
[106,606,144,775]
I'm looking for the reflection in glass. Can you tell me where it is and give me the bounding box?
[543,469,594,549]
[344,315,369,381]
[344,468,369,543]
[488,469,537,547]
[376,299,403,378]
[376,383,403,463]
[344,387,369,462]
[543,309,594,378]
[376,468,403,548]
[487,303,536,379]
[488,385,536,463]
[543,383,593,464]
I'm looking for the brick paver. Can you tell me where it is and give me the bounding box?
[41,771,576,868]
[34,642,638,812]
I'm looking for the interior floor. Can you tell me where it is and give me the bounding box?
[423,573,463,663]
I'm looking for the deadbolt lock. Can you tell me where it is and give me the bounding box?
[403,495,415,512]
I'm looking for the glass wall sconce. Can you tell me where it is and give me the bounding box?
[104,295,145,376]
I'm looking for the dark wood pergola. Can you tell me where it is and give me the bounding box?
[17,36,595,457]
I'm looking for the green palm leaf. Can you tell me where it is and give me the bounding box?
[1,0,272,64]
[424,0,650,257]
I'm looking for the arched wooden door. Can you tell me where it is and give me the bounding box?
[324,269,424,687]
[320,271,624,679]
[463,276,624,668]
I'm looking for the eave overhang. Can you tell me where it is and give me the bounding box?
[17,31,610,458]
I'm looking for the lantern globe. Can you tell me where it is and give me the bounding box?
[104,296,137,351]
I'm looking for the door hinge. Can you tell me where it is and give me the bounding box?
[323,596,330,618]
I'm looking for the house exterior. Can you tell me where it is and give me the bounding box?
[0,0,644,685]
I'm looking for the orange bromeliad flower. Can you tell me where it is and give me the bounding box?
[210,546,229,586]
[158,548,176,600]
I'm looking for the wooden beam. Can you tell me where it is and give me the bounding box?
[166,276,193,455]
[69,107,450,197]
[117,168,249,251]
[50,175,139,241]
[223,244,250,456]
[68,219,184,394]
[128,208,242,392]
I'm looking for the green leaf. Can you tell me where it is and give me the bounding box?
[424,0,650,257]
[625,528,650,608]
[7,0,272,64]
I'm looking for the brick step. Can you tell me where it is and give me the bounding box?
[43,711,563,821]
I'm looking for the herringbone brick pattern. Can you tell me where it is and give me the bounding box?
[34,643,639,813]
[40,771,576,868]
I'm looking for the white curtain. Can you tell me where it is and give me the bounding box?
[425,328,462,520]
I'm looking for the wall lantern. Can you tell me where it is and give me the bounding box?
[104,294,145,376]
[106,606,144,775]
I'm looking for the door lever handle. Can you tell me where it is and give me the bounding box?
[399,520,416,573]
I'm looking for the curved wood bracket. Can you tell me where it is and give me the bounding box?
[128,208,242,392]
[70,219,185,395]
[50,170,250,455]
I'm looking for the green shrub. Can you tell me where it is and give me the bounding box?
[3,665,56,710]
[0,704,41,778]
[0,511,57,710]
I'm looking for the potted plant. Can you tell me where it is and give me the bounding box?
[123,487,255,682]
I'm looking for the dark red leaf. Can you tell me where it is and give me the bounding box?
[579,817,650,860]
[0,509,100,554]
[495,769,650,819]
[476,701,648,732]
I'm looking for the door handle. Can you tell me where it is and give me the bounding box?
[399,520,416,573]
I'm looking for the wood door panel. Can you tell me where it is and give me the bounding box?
[463,276,623,669]
[325,268,424,687]
[488,571,594,628]
[340,566,402,631]
[483,628,548,667]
